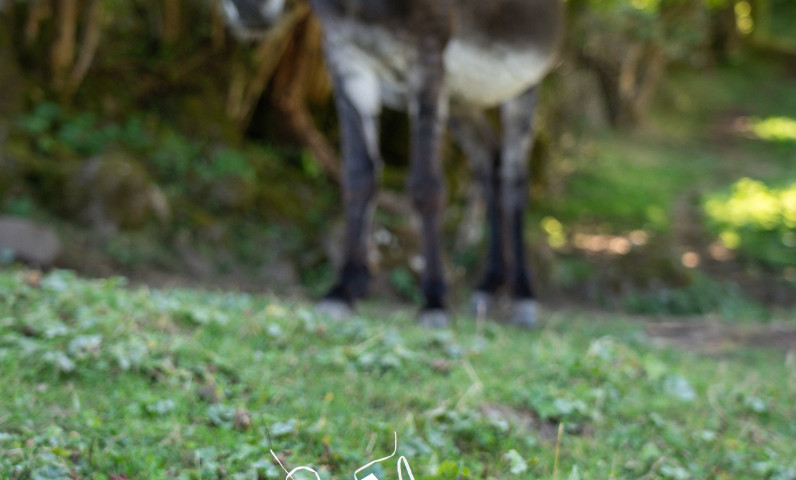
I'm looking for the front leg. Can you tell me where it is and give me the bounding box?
[317,54,382,319]
[407,42,449,327]
[501,87,539,327]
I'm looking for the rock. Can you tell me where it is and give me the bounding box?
[0,216,61,267]
[64,153,170,236]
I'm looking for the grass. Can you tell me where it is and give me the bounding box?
[1,269,795,479]
[539,133,710,232]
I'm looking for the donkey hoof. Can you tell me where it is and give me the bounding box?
[470,290,494,317]
[417,309,450,329]
[510,300,539,328]
[315,299,353,321]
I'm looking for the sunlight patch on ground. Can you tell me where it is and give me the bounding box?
[730,115,796,143]
[542,218,651,256]
[705,178,796,232]
[708,242,734,262]
[751,116,796,142]
[572,229,649,255]
[681,252,700,268]
[705,179,796,269]
[573,233,632,255]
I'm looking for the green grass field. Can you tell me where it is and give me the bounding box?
[2,41,795,480]
[1,269,795,479]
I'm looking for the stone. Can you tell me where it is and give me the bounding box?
[64,153,170,236]
[0,216,61,267]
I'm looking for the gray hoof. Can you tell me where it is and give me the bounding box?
[510,300,539,328]
[417,309,450,329]
[470,290,493,318]
[315,299,353,321]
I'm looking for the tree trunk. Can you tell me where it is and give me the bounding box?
[51,0,77,92]
[577,42,666,128]
[270,15,338,182]
[211,1,226,52]
[162,0,180,46]
[66,0,103,96]
[23,1,51,47]
[0,15,26,120]
[709,5,740,64]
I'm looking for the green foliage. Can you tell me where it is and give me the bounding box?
[103,232,176,269]
[390,267,423,303]
[530,57,796,298]
[10,101,337,227]
[539,136,704,233]
[14,103,157,157]
[624,274,763,317]
[201,148,257,183]
[150,130,200,182]
[2,196,35,217]
[704,178,796,268]
[1,269,794,478]
[570,0,710,62]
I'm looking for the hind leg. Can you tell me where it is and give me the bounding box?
[449,109,505,316]
[500,87,539,327]
[317,54,381,319]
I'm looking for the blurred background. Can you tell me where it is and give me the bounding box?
[0,0,794,316]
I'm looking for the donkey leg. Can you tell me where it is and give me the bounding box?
[500,87,539,327]
[408,46,449,328]
[448,109,504,316]
[317,59,381,320]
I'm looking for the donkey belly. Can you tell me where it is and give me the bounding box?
[315,0,561,108]
[327,33,553,110]
[443,39,552,107]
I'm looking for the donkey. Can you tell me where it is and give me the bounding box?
[223,0,563,327]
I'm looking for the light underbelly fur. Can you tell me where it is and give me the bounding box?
[443,39,551,106]
[332,27,554,109]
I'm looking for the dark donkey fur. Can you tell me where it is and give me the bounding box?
[224,0,564,327]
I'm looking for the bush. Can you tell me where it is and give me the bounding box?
[704,178,796,269]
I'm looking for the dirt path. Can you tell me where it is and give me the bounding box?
[645,320,796,353]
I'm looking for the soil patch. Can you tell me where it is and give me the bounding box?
[481,403,561,441]
[645,320,796,353]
